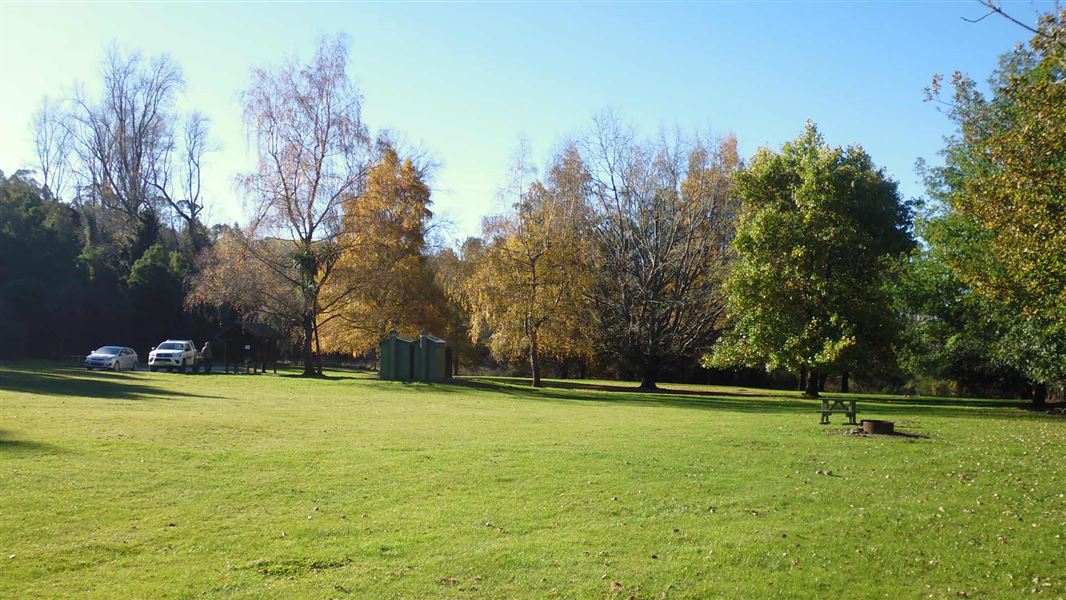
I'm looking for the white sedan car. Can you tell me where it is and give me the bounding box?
[84,346,139,371]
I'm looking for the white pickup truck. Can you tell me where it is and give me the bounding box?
[148,340,201,373]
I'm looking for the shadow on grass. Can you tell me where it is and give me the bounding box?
[0,429,68,456]
[847,395,1026,410]
[437,376,1039,421]
[276,372,348,381]
[224,362,372,377]
[263,365,375,381]
[504,377,801,401]
[0,367,219,401]
[829,426,932,440]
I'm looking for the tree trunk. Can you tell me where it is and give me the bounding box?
[1032,382,1047,409]
[639,361,659,391]
[312,315,324,376]
[841,371,850,394]
[799,367,808,392]
[301,315,316,376]
[529,331,542,388]
[804,369,820,398]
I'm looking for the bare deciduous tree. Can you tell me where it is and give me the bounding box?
[238,35,372,376]
[150,111,212,244]
[34,45,210,241]
[582,114,740,389]
[32,97,72,200]
[68,46,182,220]
[963,1,1066,51]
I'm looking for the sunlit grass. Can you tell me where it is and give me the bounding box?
[1,363,1062,598]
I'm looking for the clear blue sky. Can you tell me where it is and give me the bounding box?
[0,1,1052,242]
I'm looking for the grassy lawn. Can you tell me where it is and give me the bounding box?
[1,363,1063,599]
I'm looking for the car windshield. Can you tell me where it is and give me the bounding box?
[158,343,184,350]
[95,346,123,355]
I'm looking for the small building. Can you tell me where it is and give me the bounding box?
[380,332,415,381]
[379,331,453,382]
[216,321,281,374]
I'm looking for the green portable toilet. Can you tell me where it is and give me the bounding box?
[414,332,449,382]
[379,331,415,381]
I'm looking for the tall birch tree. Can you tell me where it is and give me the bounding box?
[238,36,371,375]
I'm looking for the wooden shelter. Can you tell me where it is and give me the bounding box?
[216,321,281,374]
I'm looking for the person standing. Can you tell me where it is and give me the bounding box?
[201,341,214,374]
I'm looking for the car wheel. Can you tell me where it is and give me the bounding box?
[113,361,120,372]
[133,361,139,371]
[180,359,187,374]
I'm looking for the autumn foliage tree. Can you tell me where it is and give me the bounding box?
[187,228,303,329]
[320,144,446,356]
[431,238,490,373]
[465,145,595,387]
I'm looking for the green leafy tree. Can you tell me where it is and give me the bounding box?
[0,171,86,357]
[923,8,1065,405]
[708,123,914,397]
[894,214,1029,397]
[127,243,190,350]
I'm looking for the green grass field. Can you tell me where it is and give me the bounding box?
[1,363,1062,599]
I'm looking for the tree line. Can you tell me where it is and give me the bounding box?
[2,9,1062,404]
[2,46,223,358]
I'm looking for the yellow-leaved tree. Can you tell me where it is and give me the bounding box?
[465,145,595,387]
[428,238,488,373]
[320,145,448,356]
